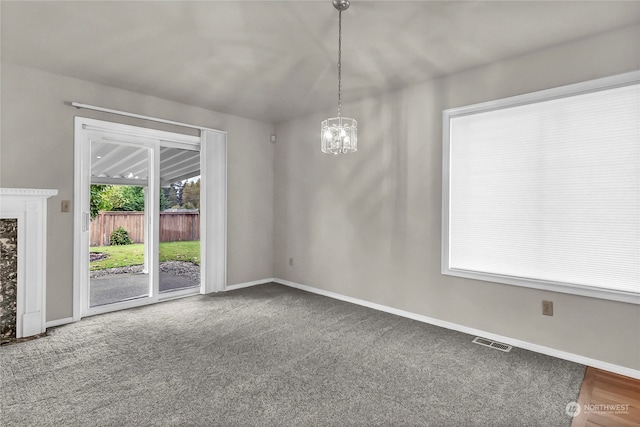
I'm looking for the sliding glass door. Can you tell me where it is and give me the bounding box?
[76,118,205,318]
[89,137,153,307]
[85,135,158,315]
[158,144,201,296]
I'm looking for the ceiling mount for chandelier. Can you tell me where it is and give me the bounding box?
[321,0,357,155]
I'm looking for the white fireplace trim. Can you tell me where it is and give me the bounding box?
[0,188,57,338]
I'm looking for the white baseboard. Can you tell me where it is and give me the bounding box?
[274,278,640,380]
[226,278,274,291]
[45,317,74,329]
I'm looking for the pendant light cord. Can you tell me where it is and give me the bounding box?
[337,9,342,119]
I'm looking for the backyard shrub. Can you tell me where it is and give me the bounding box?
[110,226,133,246]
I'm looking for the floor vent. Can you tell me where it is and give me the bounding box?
[472,337,512,352]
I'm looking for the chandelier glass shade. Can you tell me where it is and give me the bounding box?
[321,117,357,155]
[321,0,357,155]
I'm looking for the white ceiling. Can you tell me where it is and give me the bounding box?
[2,1,639,123]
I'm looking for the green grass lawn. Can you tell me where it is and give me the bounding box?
[90,240,200,271]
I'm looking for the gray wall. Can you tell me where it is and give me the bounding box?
[273,25,640,370]
[0,62,275,321]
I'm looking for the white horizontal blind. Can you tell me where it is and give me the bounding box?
[447,82,639,297]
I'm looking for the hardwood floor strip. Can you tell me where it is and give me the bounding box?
[571,366,640,427]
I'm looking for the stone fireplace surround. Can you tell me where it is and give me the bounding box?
[0,188,57,339]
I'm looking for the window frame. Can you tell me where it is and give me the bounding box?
[441,71,640,304]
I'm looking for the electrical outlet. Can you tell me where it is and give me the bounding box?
[61,200,71,212]
[542,300,553,316]
[289,257,294,266]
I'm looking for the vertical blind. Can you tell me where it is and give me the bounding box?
[446,81,639,297]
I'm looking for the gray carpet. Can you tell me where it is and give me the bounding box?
[0,283,584,426]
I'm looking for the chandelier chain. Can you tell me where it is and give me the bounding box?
[337,9,342,118]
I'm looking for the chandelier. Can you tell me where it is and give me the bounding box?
[321,0,357,155]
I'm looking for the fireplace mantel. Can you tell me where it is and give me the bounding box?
[1,188,57,338]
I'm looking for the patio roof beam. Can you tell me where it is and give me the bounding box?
[91,177,149,186]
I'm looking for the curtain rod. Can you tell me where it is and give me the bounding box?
[71,102,225,134]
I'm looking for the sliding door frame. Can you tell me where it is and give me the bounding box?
[73,117,227,321]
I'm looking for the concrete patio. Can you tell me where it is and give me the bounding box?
[90,271,199,307]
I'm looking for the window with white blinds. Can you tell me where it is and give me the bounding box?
[442,72,639,304]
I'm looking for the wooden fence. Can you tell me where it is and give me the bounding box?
[90,211,200,246]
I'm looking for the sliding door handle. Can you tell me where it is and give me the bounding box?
[83,212,90,232]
